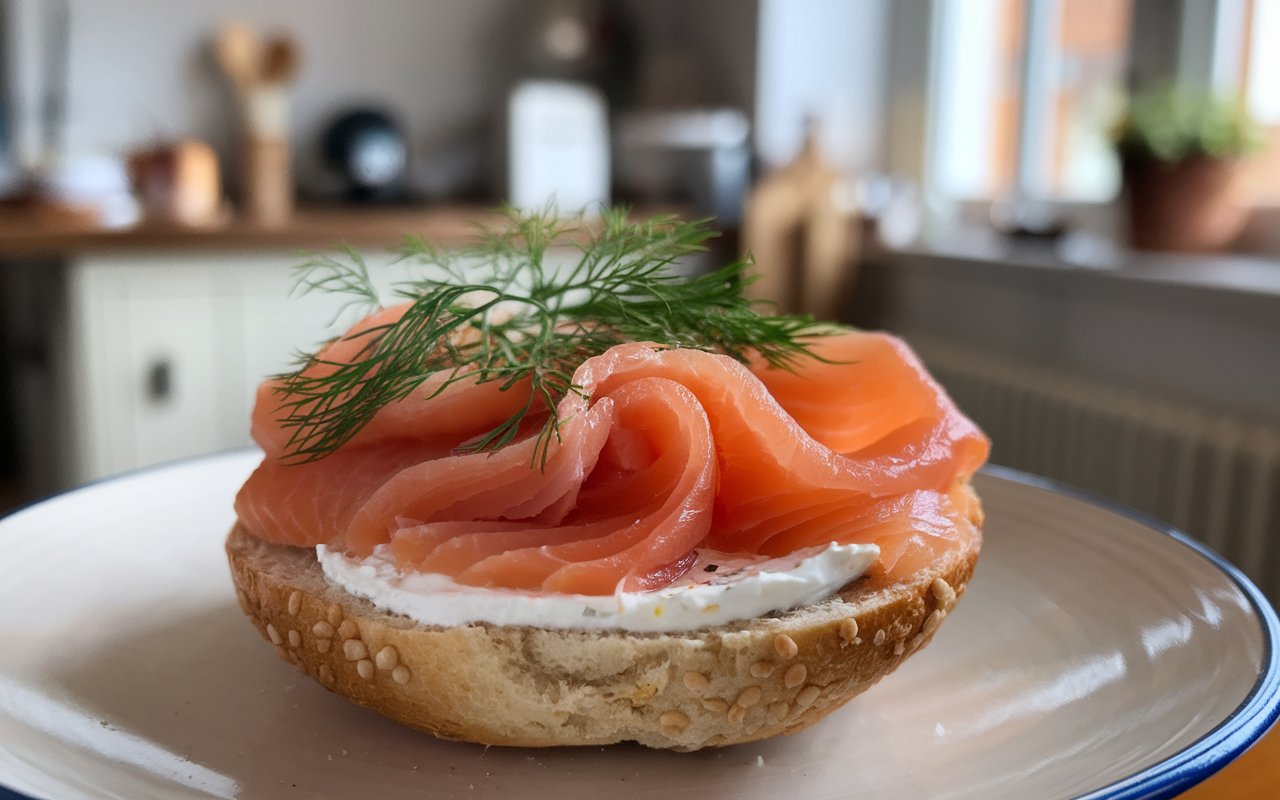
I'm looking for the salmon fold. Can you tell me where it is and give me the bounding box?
[236,306,989,595]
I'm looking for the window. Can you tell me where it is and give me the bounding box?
[929,0,1133,203]
[1244,0,1280,202]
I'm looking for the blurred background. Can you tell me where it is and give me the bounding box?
[0,0,1276,602]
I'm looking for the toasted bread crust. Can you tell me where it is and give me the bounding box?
[226,484,982,750]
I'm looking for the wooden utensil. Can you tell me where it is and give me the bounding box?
[260,36,300,85]
[214,23,260,93]
[212,23,301,227]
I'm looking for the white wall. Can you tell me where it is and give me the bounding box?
[8,0,519,191]
[754,0,888,172]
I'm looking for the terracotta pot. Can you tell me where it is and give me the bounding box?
[1122,155,1247,252]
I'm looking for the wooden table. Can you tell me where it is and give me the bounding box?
[1180,723,1279,797]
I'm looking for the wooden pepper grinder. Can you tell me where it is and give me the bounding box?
[215,23,300,227]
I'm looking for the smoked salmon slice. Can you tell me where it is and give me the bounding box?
[235,304,989,593]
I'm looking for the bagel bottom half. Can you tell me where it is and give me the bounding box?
[225,484,983,751]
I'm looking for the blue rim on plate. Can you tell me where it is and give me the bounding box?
[0,460,1277,800]
[981,465,1280,800]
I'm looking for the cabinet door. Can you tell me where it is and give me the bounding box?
[124,286,221,468]
[225,260,353,449]
[67,260,221,482]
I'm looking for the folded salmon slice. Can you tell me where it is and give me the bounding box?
[235,305,989,594]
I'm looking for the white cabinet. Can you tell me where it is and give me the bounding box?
[62,251,399,484]
[39,244,586,487]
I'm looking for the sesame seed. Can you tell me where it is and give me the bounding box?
[795,685,820,707]
[274,645,287,660]
[266,624,282,645]
[392,665,412,685]
[316,639,331,654]
[783,663,807,689]
[893,639,905,656]
[356,659,374,680]
[773,634,798,660]
[735,686,763,708]
[701,698,729,713]
[727,705,747,727]
[375,645,400,671]
[659,710,690,733]
[767,701,789,722]
[873,629,886,646]
[312,621,334,637]
[910,634,924,652]
[931,577,956,610]
[922,609,946,637]
[287,629,301,648]
[287,591,302,616]
[749,660,774,678]
[838,618,858,645]
[683,671,710,693]
[326,603,343,627]
[338,620,358,640]
[343,639,368,661]
[318,664,333,683]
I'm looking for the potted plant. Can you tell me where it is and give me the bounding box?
[1115,87,1262,252]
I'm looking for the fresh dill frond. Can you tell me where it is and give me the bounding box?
[292,244,382,318]
[273,206,831,465]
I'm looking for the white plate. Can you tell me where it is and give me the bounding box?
[0,454,1276,800]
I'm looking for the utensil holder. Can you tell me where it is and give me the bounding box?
[243,135,291,227]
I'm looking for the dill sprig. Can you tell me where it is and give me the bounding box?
[273,206,831,465]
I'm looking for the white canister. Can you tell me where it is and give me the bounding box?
[507,80,609,214]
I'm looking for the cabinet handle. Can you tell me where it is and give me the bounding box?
[145,358,173,404]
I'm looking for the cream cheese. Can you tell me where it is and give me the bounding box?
[317,541,879,633]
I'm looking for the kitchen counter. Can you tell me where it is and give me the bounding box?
[0,204,515,258]
[885,230,1280,299]
[0,203,700,259]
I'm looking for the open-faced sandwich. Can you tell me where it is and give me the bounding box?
[227,210,989,750]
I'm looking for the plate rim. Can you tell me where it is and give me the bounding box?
[979,465,1280,800]
[0,456,1276,800]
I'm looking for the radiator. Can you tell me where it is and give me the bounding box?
[911,337,1280,602]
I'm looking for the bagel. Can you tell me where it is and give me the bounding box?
[225,482,981,751]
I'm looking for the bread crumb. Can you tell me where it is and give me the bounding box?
[756,755,765,767]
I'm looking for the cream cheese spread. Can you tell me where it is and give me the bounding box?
[317,541,879,633]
